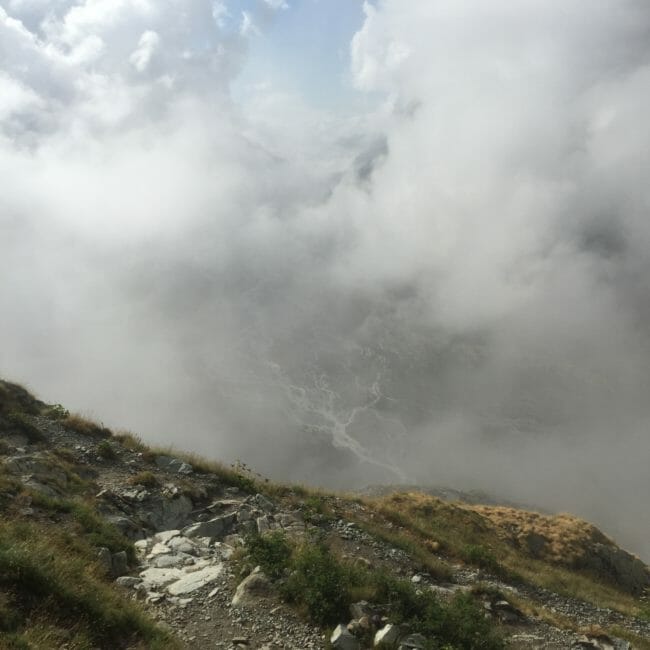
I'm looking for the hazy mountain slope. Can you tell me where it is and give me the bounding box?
[0,378,649,649]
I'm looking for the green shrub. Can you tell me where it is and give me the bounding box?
[97,440,117,460]
[373,569,435,623]
[282,541,352,625]
[461,544,500,572]
[245,531,293,579]
[242,530,504,646]
[372,571,503,650]
[45,404,69,420]
[438,592,505,649]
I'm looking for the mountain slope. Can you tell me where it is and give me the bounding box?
[0,379,648,649]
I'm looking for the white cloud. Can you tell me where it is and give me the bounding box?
[240,10,259,37]
[0,72,43,121]
[263,0,289,10]
[130,29,160,72]
[212,0,229,28]
[2,0,650,560]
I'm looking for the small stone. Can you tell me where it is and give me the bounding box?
[398,633,427,650]
[154,530,181,544]
[254,493,276,513]
[331,624,360,650]
[97,547,112,574]
[374,624,401,647]
[111,550,128,577]
[115,576,141,588]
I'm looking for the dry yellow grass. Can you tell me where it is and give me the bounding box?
[463,504,609,564]
[62,412,112,438]
[361,492,645,617]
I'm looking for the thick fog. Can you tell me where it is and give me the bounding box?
[1,1,650,559]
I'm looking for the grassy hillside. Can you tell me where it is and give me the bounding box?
[0,382,178,649]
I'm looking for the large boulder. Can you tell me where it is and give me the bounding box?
[155,456,193,475]
[231,567,270,607]
[183,512,237,539]
[576,543,650,596]
[146,494,193,531]
[166,564,223,596]
[4,455,68,493]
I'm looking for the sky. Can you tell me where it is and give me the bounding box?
[1,0,650,560]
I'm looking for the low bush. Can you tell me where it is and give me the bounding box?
[245,531,293,579]
[45,404,69,420]
[97,440,117,460]
[243,532,504,647]
[282,540,353,625]
[128,470,160,488]
[461,544,500,572]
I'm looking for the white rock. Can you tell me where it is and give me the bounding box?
[182,558,211,573]
[115,576,142,588]
[167,564,224,595]
[154,530,181,544]
[166,536,197,555]
[231,568,270,607]
[331,624,360,650]
[147,542,171,558]
[374,624,401,647]
[150,554,191,569]
[139,567,183,590]
[134,539,149,556]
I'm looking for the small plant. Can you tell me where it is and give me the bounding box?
[282,540,353,625]
[128,471,159,488]
[225,460,261,492]
[245,531,293,579]
[97,440,117,461]
[45,404,69,420]
[300,494,333,523]
[461,544,500,572]
[63,414,112,439]
[372,571,504,649]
